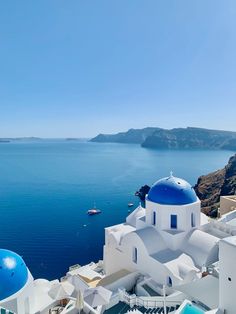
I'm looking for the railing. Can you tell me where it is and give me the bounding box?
[119,289,182,310]
[0,307,15,314]
[68,263,81,271]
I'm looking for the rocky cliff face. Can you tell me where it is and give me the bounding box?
[90,127,236,150]
[194,154,236,214]
[141,127,236,150]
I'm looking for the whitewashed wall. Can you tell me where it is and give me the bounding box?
[219,237,236,314]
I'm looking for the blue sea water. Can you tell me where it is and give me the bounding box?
[0,140,233,280]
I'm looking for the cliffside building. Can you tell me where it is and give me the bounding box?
[1,174,236,314]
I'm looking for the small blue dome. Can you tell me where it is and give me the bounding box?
[147,175,198,205]
[0,249,28,300]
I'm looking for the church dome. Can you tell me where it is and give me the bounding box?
[147,175,198,205]
[0,249,28,300]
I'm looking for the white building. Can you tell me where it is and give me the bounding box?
[219,236,236,314]
[104,175,218,288]
[0,249,34,314]
[1,174,236,314]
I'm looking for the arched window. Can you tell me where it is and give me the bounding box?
[191,213,196,227]
[153,211,156,226]
[168,276,172,287]
[132,247,137,264]
[170,214,177,229]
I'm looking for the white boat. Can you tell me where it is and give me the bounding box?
[87,208,102,215]
[87,202,102,215]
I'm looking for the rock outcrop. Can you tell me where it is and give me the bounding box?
[194,154,236,215]
[135,185,151,201]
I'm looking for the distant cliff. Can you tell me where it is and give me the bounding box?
[0,139,10,143]
[0,137,41,142]
[90,127,159,144]
[90,127,236,150]
[194,154,236,215]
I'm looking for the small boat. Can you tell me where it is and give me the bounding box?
[128,203,134,207]
[87,202,102,215]
[87,209,101,215]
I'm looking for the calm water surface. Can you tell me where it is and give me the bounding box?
[0,140,233,279]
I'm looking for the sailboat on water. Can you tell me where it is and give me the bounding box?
[87,202,102,215]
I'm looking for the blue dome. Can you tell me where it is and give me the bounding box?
[147,175,198,205]
[0,249,28,300]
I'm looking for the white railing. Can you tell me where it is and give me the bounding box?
[119,289,182,310]
[0,307,15,314]
[69,264,81,271]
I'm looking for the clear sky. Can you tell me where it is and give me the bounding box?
[0,0,236,137]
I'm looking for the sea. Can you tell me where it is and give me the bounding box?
[0,139,233,280]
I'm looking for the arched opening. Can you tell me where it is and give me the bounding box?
[132,247,138,264]
[168,276,172,287]
[152,211,156,226]
[170,214,177,229]
[191,213,196,227]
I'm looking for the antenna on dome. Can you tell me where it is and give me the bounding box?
[170,171,174,177]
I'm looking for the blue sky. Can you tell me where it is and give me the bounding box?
[0,0,236,137]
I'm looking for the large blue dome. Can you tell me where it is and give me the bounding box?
[147,175,198,205]
[0,249,28,300]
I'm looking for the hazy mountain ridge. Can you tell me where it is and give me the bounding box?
[90,127,236,150]
[90,127,160,144]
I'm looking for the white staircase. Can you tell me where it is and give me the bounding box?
[119,289,181,313]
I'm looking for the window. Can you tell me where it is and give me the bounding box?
[152,211,156,226]
[168,276,172,287]
[191,213,196,227]
[132,247,137,264]
[170,214,177,229]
